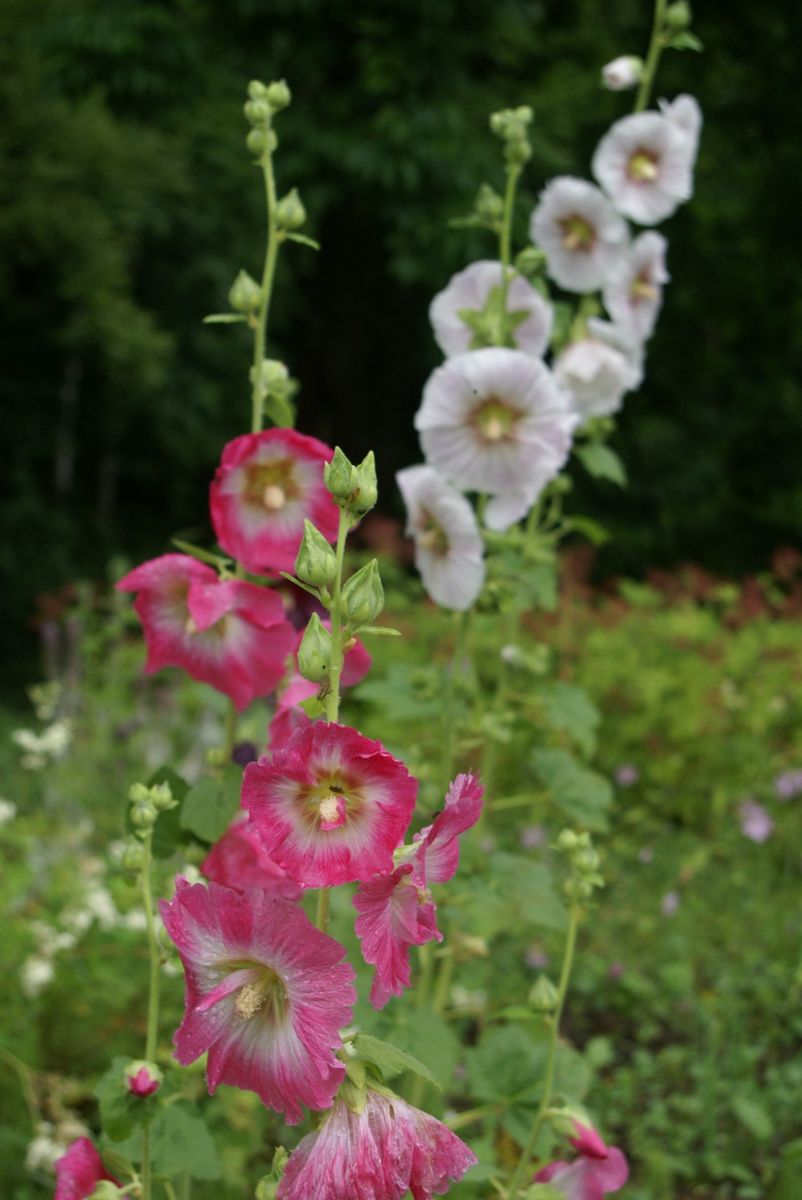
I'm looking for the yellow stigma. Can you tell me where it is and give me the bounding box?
[560,215,595,252]
[263,484,286,510]
[628,153,658,182]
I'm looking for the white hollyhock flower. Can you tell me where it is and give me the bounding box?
[592,110,696,225]
[414,348,577,531]
[396,466,485,610]
[555,319,643,421]
[529,177,628,293]
[659,93,703,158]
[429,260,553,358]
[603,231,669,342]
[602,56,642,91]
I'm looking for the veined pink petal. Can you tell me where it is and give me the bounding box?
[55,1138,120,1200]
[414,772,484,885]
[201,815,302,900]
[353,864,441,1009]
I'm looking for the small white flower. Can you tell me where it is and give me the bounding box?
[415,347,577,531]
[21,956,55,997]
[659,93,703,158]
[25,1123,63,1173]
[603,231,669,342]
[555,319,643,421]
[529,177,628,292]
[601,55,643,91]
[396,466,485,610]
[429,260,553,358]
[121,908,148,932]
[83,884,118,930]
[0,797,16,825]
[592,109,696,225]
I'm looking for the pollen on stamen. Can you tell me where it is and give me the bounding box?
[184,616,198,636]
[483,417,505,442]
[235,980,269,1020]
[263,484,287,510]
[318,791,347,830]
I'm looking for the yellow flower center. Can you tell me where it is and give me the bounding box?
[628,151,659,182]
[559,215,595,252]
[471,398,520,445]
[233,967,286,1022]
[631,275,658,302]
[262,483,286,510]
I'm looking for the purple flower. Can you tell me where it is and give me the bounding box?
[660,891,680,917]
[614,764,639,787]
[520,824,546,849]
[774,768,802,800]
[526,945,550,970]
[739,800,773,843]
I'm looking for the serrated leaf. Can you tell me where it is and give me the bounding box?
[531,748,612,830]
[575,442,627,486]
[387,1010,461,1090]
[179,771,240,844]
[467,1025,546,1104]
[149,1105,222,1179]
[354,1033,442,1090]
[540,682,600,758]
[203,313,247,323]
[486,853,566,932]
[285,232,320,249]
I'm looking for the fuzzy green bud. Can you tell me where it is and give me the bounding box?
[120,839,146,873]
[128,782,150,805]
[324,447,357,505]
[295,520,337,589]
[89,1184,124,1200]
[515,246,548,280]
[253,358,290,393]
[529,974,559,1013]
[130,798,157,830]
[247,80,268,100]
[275,187,306,232]
[665,0,691,30]
[556,829,580,853]
[476,183,504,224]
[151,782,175,812]
[244,98,271,126]
[266,79,291,112]
[350,451,378,516]
[297,613,332,683]
[229,269,262,313]
[341,559,384,626]
[246,127,267,156]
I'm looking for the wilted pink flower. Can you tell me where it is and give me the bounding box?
[243,723,418,887]
[160,879,355,1122]
[354,774,484,1007]
[276,1087,477,1200]
[429,259,553,358]
[614,764,639,787]
[201,814,302,899]
[774,768,802,800]
[660,890,680,917]
[739,800,773,843]
[210,429,339,575]
[529,177,628,293]
[592,108,698,225]
[55,1138,120,1200]
[415,348,577,532]
[535,1121,629,1199]
[116,555,295,711]
[396,465,485,611]
[602,231,669,343]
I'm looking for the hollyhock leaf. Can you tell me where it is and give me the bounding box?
[353,1033,442,1090]
[298,693,326,718]
[576,443,627,486]
[388,1010,461,1095]
[203,312,248,323]
[565,515,610,546]
[96,1057,152,1141]
[731,1094,772,1141]
[149,1105,222,1179]
[532,749,613,830]
[285,231,321,249]
[467,1025,547,1103]
[541,682,600,758]
[479,853,567,933]
[180,774,240,844]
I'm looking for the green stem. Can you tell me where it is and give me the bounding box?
[0,1046,39,1128]
[634,0,668,112]
[315,887,330,934]
[506,899,581,1198]
[140,829,161,1200]
[324,508,351,724]
[442,609,470,791]
[432,948,455,1016]
[498,164,521,330]
[250,139,281,434]
[223,701,238,760]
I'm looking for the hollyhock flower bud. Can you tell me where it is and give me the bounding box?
[275,187,306,231]
[429,260,553,359]
[396,465,484,611]
[351,450,378,516]
[266,79,291,112]
[243,723,417,887]
[529,177,628,293]
[247,127,268,156]
[210,430,339,575]
[602,231,669,343]
[229,269,262,313]
[535,1120,629,1197]
[124,1060,162,1097]
[415,348,577,531]
[276,1086,477,1200]
[271,623,371,734]
[295,519,337,588]
[529,974,559,1012]
[201,814,302,899]
[592,103,701,225]
[354,773,483,1007]
[55,1138,120,1200]
[601,55,643,91]
[341,560,384,626]
[324,446,356,504]
[297,612,332,682]
[665,0,691,30]
[244,98,271,125]
[116,555,295,711]
[160,879,355,1122]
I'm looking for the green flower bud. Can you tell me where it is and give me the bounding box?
[324,447,357,505]
[255,1181,278,1200]
[266,79,292,112]
[254,358,290,392]
[350,451,378,516]
[244,98,271,126]
[515,246,548,279]
[295,520,337,589]
[130,798,157,830]
[128,782,150,804]
[120,839,145,873]
[297,613,332,683]
[341,559,384,626]
[246,127,267,157]
[247,80,268,100]
[665,0,691,30]
[529,974,559,1013]
[150,782,175,812]
[229,269,262,313]
[556,829,580,853]
[275,187,306,231]
[89,1184,124,1200]
[475,183,504,225]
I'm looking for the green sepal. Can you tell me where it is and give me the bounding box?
[344,1057,367,1088]
[575,443,627,487]
[299,694,326,718]
[339,1078,369,1115]
[353,1033,442,1091]
[202,313,248,324]
[284,232,321,250]
[355,625,401,637]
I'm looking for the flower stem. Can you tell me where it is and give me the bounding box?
[506,898,581,1198]
[634,0,669,112]
[315,887,330,934]
[324,508,351,725]
[498,163,521,329]
[223,701,238,760]
[250,139,281,434]
[140,828,161,1200]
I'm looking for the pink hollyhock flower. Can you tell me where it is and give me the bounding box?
[535,1121,629,1199]
[124,1060,162,1097]
[55,1137,120,1200]
[116,554,295,711]
[354,773,484,1008]
[160,879,355,1122]
[210,429,339,575]
[429,259,553,358]
[268,703,313,750]
[739,800,773,844]
[243,723,418,887]
[276,1086,477,1200]
[201,814,302,899]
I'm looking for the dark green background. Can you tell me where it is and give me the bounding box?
[3,0,800,674]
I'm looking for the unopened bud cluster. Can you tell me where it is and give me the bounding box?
[556,829,604,900]
[324,448,378,520]
[128,780,175,839]
[244,78,290,158]
[490,105,533,167]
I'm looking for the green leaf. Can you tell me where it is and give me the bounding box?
[149,1105,222,1179]
[531,748,612,830]
[386,1010,461,1091]
[731,1094,772,1141]
[146,768,190,859]
[179,770,240,844]
[264,390,295,428]
[299,694,326,718]
[564,515,610,546]
[670,31,704,50]
[486,853,566,932]
[353,1033,442,1090]
[467,1025,546,1104]
[540,681,600,758]
[356,624,401,636]
[95,1057,153,1142]
[202,312,247,323]
[575,442,627,486]
[284,232,321,249]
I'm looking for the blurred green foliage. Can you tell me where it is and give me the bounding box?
[2,0,801,676]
